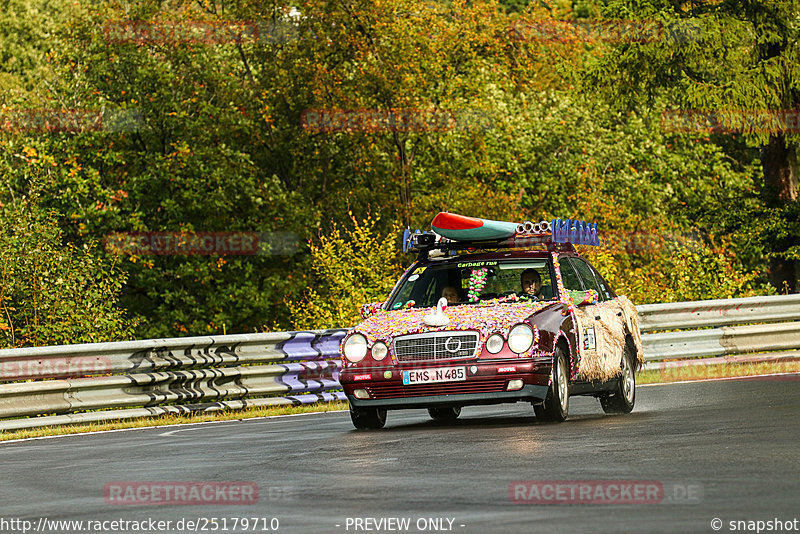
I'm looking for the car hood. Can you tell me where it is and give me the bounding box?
[353,300,558,344]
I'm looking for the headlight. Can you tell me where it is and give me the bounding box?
[508,324,534,354]
[371,341,388,361]
[485,334,504,354]
[343,334,368,362]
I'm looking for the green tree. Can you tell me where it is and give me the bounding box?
[587,0,800,292]
[0,195,133,348]
[288,214,403,330]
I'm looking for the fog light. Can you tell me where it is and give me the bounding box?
[507,380,524,391]
[353,389,369,399]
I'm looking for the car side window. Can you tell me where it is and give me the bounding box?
[567,257,605,300]
[589,264,614,301]
[558,256,584,291]
[576,258,614,301]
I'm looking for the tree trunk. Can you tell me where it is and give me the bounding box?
[762,134,799,202]
[760,133,799,293]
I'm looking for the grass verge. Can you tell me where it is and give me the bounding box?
[0,401,349,442]
[638,360,800,384]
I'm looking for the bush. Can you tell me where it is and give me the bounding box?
[287,214,403,330]
[582,233,770,305]
[0,198,134,347]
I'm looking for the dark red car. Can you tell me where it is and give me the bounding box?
[339,219,643,429]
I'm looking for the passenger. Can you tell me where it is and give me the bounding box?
[441,286,461,305]
[520,269,543,299]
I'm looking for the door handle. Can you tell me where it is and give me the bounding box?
[595,316,601,320]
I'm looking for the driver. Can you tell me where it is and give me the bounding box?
[520,269,543,299]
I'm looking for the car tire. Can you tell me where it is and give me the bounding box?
[428,406,461,421]
[349,404,387,430]
[600,340,636,414]
[533,345,569,422]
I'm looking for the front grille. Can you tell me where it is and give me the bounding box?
[366,378,509,399]
[393,331,480,362]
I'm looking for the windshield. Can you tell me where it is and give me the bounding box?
[386,258,557,310]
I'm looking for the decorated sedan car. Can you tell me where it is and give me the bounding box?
[339,212,644,429]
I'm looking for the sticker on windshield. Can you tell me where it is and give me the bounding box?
[392,301,404,309]
[408,274,420,281]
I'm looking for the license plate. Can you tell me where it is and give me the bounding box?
[403,366,467,385]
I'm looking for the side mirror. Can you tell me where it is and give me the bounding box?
[359,301,385,319]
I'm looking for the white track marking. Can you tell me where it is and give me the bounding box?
[639,371,800,387]
[0,409,348,444]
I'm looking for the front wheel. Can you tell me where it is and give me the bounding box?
[600,341,635,414]
[428,406,461,421]
[349,404,387,430]
[533,345,569,422]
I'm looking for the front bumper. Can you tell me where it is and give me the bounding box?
[347,384,549,409]
[341,359,552,411]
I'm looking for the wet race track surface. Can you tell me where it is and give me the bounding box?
[1,376,799,534]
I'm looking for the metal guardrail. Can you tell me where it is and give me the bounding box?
[0,294,797,431]
[638,294,800,366]
[637,294,800,333]
[642,322,800,361]
[0,330,347,431]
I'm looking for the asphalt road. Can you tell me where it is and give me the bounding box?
[1,376,799,534]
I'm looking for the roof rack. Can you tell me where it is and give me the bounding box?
[403,218,599,258]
